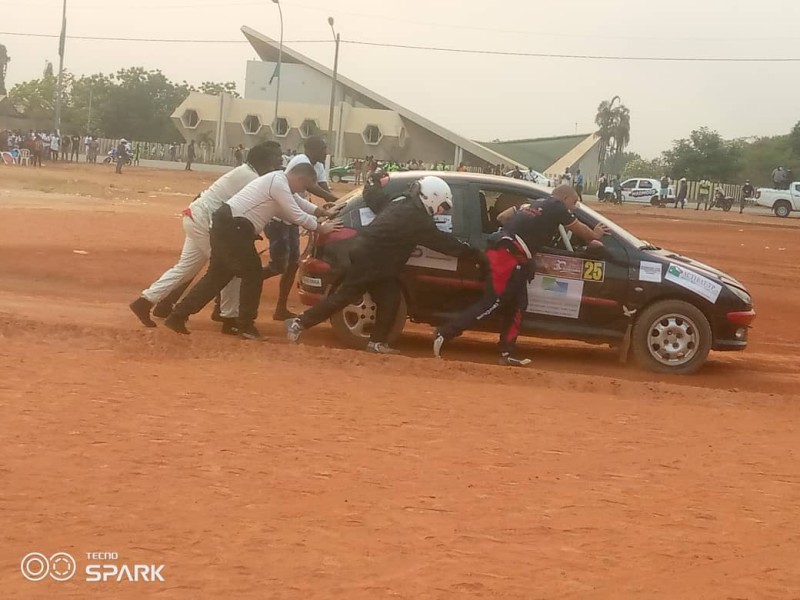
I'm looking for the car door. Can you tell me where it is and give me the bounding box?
[621,179,638,203]
[635,179,655,203]
[523,215,632,339]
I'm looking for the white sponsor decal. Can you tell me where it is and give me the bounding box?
[665,263,722,303]
[527,275,584,318]
[359,207,376,226]
[639,261,662,283]
[301,276,322,288]
[433,214,452,233]
[405,247,458,271]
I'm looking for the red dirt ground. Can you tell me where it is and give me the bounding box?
[1,163,799,599]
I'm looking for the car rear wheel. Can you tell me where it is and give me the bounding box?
[631,299,712,375]
[329,291,407,349]
[650,196,660,207]
[331,174,342,183]
[774,200,791,218]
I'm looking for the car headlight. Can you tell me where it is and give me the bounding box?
[727,285,751,307]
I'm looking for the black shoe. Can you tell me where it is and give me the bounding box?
[238,323,265,341]
[499,352,531,367]
[221,318,239,336]
[272,308,298,321]
[211,302,224,322]
[164,313,190,335]
[151,301,173,319]
[129,297,156,327]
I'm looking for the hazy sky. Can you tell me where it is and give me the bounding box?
[3,0,799,156]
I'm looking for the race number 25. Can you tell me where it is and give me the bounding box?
[583,260,605,282]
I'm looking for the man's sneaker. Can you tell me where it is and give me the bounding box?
[238,323,265,341]
[285,318,303,343]
[129,297,156,328]
[366,342,398,354]
[499,352,531,367]
[220,319,239,336]
[164,313,190,335]
[433,332,445,358]
[151,301,173,319]
[273,308,298,321]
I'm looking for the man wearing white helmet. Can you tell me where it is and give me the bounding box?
[286,173,481,353]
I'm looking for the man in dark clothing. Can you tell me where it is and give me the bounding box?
[741,180,755,214]
[675,177,688,209]
[434,185,608,366]
[286,174,481,354]
[115,138,128,174]
[185,140,196,171]
[234,144,244,166]
[71,134,80,161]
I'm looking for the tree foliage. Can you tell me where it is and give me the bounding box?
[661,127,743,181]
[0,43,9,95]
[7,67,238,142]
[595,96,632,169]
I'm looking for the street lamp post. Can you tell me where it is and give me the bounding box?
[326,17,340,160]
[54,0,67,133]
[272,0,284,132]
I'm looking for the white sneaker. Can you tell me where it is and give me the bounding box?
[366,342,398,354]
[433,333,445,358]
[285,318,303,343]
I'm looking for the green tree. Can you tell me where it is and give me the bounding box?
[662,127,742,181]
[595,96,632,169]
[604,151,641,177]
[7,71,62,121]
[198,81,239,97]
[788,120,800,157]
[622,157,665,180]
[0,43,9,95]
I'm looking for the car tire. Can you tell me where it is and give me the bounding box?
[650,196,660,207]
[631,299,712,375]
[774,200,791,218]
[331,174,341,183]
[329,290,407,349]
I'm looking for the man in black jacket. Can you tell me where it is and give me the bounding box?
[286,174,482,354]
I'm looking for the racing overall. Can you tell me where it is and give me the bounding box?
[437,199,577,357]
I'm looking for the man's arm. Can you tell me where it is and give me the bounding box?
[566,218,607,243]
[308,182,337,204]
[270,180,319,231]
[417,221,475,258]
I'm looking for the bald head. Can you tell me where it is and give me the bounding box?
[551,184,580,210]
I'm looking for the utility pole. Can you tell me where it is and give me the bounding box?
[326,17,340,160]
[54,0,67,133]
[271,0,284,130]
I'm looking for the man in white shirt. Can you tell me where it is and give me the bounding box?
[129,142,283,328]
[263,136,339,320]
[164,163,340,340]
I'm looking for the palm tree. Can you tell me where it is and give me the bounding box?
[595,96,631,171]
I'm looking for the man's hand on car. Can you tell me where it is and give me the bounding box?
[317,219,343,235]
[593,223,610,238]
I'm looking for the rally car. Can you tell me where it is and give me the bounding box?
[298,172,755,374]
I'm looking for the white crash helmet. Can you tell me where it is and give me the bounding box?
[416,176,453,215]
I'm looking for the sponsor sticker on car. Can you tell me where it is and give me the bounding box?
[527,275,584,319]
[535,254,605,282]
[664,263,722,303]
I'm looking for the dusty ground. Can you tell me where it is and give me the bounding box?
[1,163,799,599]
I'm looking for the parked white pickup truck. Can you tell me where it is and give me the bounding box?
[755,182,800,217]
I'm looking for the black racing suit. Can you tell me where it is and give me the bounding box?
[299,188,478,343]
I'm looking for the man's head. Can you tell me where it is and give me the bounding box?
[304,136,328,164]
[551,184,580,210]
[286,162,318,194]
[415,176,453,215]
[247,141,283,175]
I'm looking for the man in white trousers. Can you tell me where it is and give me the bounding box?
[129,142,283,332]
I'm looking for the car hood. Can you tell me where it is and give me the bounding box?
[646,249,747,290]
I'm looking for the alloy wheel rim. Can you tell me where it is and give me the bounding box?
[647,313,700,366]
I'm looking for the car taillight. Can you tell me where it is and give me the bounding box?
[316,227,357,246]
[727,310,756,326]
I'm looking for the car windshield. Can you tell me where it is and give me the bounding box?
[577,203,650,249]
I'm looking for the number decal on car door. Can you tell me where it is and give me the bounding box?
[582,260,605,282]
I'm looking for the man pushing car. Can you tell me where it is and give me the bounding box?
[433,184,608,366]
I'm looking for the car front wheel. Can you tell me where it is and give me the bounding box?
[774,200,791,218]
[329,291,407,349]
[631,299,712,375]
[331,174,342,183]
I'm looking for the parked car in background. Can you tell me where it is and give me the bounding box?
[329,163,357,183]
[620,178,675,206]
[503,168,554,188]
[755,182,800,217]
[298,172,755,375]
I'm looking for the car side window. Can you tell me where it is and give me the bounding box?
[622,179,637,190]
[476,188,530,234]
[639,180,653,189]
[795,183,800,193]
[448,184,472,238]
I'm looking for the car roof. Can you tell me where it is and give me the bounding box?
[387,170,553,195]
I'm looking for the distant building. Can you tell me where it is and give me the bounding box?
[171,26,600,175]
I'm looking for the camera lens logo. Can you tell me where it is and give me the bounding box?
[21,552,77,582]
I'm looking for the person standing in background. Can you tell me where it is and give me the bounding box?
[61,135,71,161]
[574,169,585,202]
[71,134,80,161]
[185,140,196,171]
[675,177,688,209]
